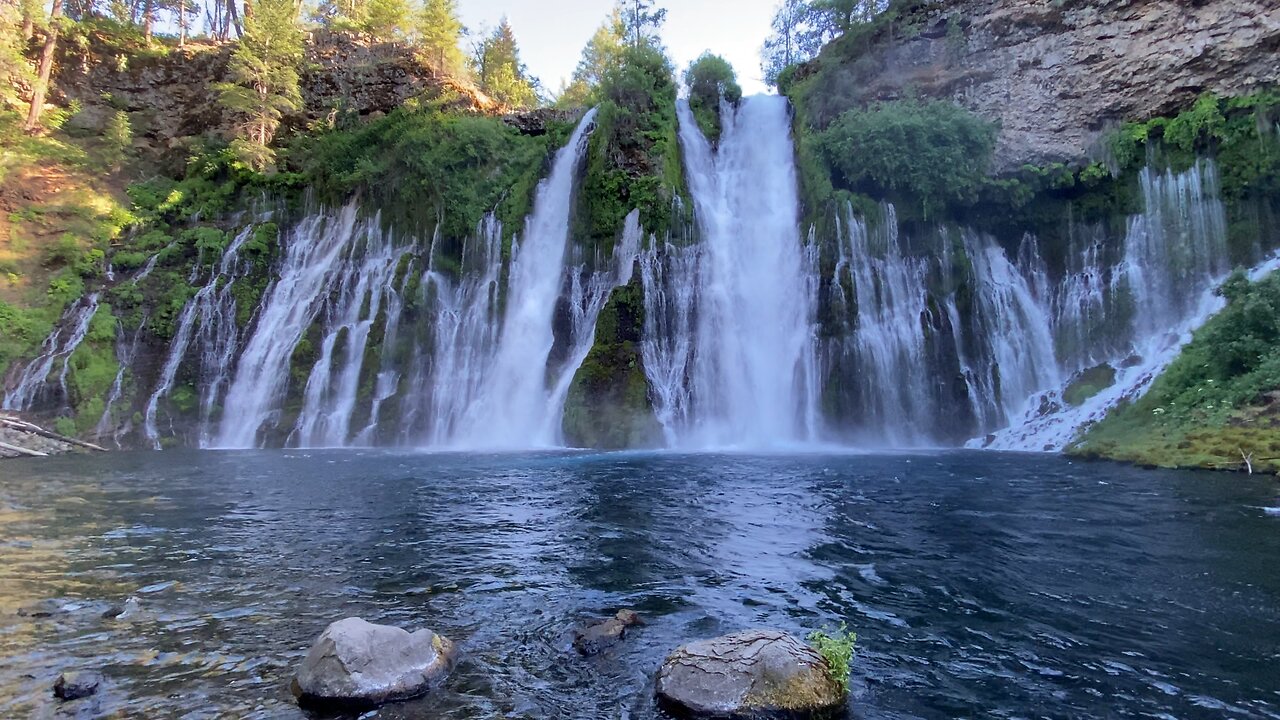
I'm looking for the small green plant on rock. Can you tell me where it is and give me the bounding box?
[807,622,856,695]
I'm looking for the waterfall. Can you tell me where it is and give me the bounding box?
[642,96,819,448]
[2,293,101,412]
[213,206,364,448]
[439,108,601,449]
[143,226,255,449]
[980,160,1238,450]
[94,316,148,447]
[290,221,409,448]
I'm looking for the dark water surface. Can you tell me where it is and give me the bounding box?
[1,450,1279,719]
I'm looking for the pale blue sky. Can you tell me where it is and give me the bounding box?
[456,0,778,96]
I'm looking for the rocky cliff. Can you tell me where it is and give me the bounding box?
[798,0,1280,169]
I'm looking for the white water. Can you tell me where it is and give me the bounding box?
[980,161,1238,451]
[643,96,820,448]
[143,227,254,448]
[439,108,601,449]
[214,206,362,448]
[2,294,101,412]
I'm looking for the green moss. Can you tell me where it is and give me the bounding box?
[562,280,662,449]
[1071,270,1280,472]
[1062,364,1117,407]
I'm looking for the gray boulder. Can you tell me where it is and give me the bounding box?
[655,629,845,719]
[292,617,456,710]
[53,671,103,700]
[573,609,642,656]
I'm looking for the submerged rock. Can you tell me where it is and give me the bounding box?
[656,629,845,719]
[292,617,456,710]
[573,609,642,656]
[53,671,102,700]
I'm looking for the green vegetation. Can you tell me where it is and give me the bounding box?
[216,0,304,170]
[1071,270,1280,473]
[578,42,687,248]
[291,98,551,244]
[562,280,662,449]
[473,19,538,109]
[417,0,465,74]
[817,99,997,217]
[807,623,856,695]
[684,52,741,143]
[557,8,625,107]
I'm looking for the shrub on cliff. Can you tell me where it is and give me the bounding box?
[818,98,996,216]
[684,52,742,142]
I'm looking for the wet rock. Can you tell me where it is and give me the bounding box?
[292,617,456,710]
[53,671,102,700]
[18,599,63,618]
[656,629,845,719]
[573,609,642,656]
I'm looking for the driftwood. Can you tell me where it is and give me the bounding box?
[0,416,107,453]
[0,440,48,457]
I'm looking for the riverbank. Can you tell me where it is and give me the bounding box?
[0,415,103,459]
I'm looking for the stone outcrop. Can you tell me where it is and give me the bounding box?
[573,609,642,656]
[800,0,1280,169]
[655,629,846,719]
[292,617,456,710]
[53,671,103,701]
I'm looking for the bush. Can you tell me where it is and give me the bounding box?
[818,99,997,216]
[808,623,857,695]
[684,52,742,142]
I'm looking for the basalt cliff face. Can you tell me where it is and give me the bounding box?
[801,0,1280,169]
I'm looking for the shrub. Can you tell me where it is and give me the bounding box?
[818,99,997,216]
[807,623,857,695]
[684,52,742,142]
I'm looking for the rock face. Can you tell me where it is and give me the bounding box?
[292,618,456,710]
[53,671,103,701]
[656,629,845,719]
[801,0,1280,169]
[573,609,642,656]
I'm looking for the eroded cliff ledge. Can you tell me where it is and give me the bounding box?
[797,0,1280,170]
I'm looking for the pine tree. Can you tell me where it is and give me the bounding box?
[559,7,625,106]
[363,0,411,41]
[622,0,666,49]
[216,0,303,170]
[476,19,537,109]
[24,0,63,132]
[417,0,463,74]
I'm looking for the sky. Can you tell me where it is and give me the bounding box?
[456,0,779,96]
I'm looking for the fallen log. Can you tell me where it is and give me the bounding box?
[0,440,49,458]
[0,416,107,453]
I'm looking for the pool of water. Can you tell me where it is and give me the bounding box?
[1,450,1278,718]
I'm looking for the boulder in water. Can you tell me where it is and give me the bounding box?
[53,671,103,700]
[292,617,456,710]
[656,629,845,719]
[573,609,642,656]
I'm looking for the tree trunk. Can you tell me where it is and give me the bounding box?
[178,0,187,46]
[143,0,153,40]
[24,0,63,133]
[21,6,34,41]
[229,0,243,37]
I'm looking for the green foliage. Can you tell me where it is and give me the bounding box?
[362,0,412,41]
[684,52,742,142]
[0,301,54,378]
[216,0,304,170]
[293,101,548,241]
[807,623,857,695]
[474,19,538,109]
[102,110,133,168]
[0,1,34,106]
[417,0,464,74]
[818,99,997,216]
[578,43,686,247]
[557,7,626,108]
[1072,270,1280,472]
[1107,92,1280,201]
[619,0,667,49]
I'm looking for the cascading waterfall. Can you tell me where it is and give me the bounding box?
[94,316,148,447]
[643,96,820,448]
[289,222,409,448]
[213,205,364,448]
[2,293,101,412]
[980,160,1240,450]
[440,108,601,449]
[143,226,255,448]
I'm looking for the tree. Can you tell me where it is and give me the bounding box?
[363,0,411,40]
[417,0,464,74]
[1,0,33,105]
[25,0,63,132]
[684,52,742,141]
[474,19,537,109]
[621,0,665,49]
[216,0,303,170]
[559,7,625,107]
